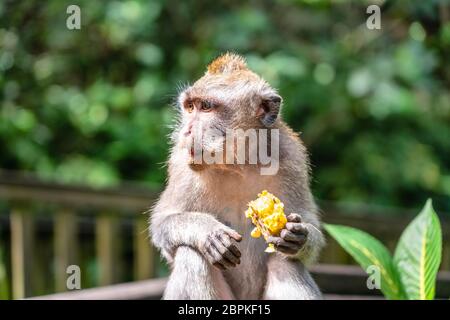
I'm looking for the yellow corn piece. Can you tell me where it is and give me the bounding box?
[245,190,287,253]
[250,227,261,238]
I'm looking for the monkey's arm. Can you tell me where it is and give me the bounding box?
[151,210,230,253]
[151,210,242,269]
[151,189,242,269]
[269,157,325,265]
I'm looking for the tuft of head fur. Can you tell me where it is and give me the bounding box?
[206,52,248,75]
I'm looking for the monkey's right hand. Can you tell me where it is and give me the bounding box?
[199,228,242,270]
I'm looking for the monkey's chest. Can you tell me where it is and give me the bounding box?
[222,225,269,299]
[214,204,270,300]
[198,176,277,298]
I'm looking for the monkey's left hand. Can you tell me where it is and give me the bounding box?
[267,213,308,255]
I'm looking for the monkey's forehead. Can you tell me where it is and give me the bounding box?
[183,72,273,98]
[199,69,261,85]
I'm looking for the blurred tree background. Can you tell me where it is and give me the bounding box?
[0,0,449,212]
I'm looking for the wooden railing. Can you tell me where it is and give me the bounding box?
[0,171,449,299]
[0,172,160,299]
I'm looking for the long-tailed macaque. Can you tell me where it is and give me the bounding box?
[150,53,324,299]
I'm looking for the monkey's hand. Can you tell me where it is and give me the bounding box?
[199,228,242,270]
[267,213,308,255]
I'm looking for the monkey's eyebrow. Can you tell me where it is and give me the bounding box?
[207,96,226,105]
[186,96,224,107]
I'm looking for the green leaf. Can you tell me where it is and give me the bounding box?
[0,247,9,300]
[324,224,405,299]
[393,199,442,300]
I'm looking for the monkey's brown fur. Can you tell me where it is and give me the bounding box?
[207,52,248,74]
[151,53,324,300]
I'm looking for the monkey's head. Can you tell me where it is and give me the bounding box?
[176,52,282,170]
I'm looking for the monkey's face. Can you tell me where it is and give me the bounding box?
[177,87,230,169]
[176,53,283,171]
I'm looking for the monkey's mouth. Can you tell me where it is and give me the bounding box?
[187,146,202,164]
[187,147,207,171]
[188,146,199,161]
[188,146,219,160]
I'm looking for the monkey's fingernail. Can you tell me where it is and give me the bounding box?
[230,232,242,241]
[287,213,301,222]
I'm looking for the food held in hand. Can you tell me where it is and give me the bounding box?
[245,190,287,252]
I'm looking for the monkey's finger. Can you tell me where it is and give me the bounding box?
[267,236,284,246]
[228,243,241,260]
[286,213,302,223]
[218,234,241,260]
[220,235,241,265]
[219,233,241,257]
[204,248,222,269]
[216,244,240,266]
[225,229,243,242]
[204,242,217,262]
[212,236,239,266]
[206,244,230,269]
[267,236,300,254]
[204,250,216,266]
[280,229,307,245]
[275,238,300,254]
[213,262,226,271]
[217,255,235,269]
[285,222,309,235]
[276,245,298,255]
[209,241,235,268]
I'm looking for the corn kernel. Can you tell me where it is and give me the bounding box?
[250,227,261,238]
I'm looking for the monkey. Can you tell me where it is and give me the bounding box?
[150,53,324,300]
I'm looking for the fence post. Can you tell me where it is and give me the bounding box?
[54,209,78,292]
[134,215,154,280]
[10,207,33,299]
[442,243,450,270]
[96,213,120,286]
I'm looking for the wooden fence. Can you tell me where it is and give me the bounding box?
[0,173,160,299]
[0,172,449,299]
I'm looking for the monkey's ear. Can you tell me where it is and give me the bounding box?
[258,95,282,127]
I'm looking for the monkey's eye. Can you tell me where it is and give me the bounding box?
[200,100,214,112]
[185,102,194,113]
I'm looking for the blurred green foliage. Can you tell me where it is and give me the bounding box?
[0,0,449,211]
[0,246,8,299]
